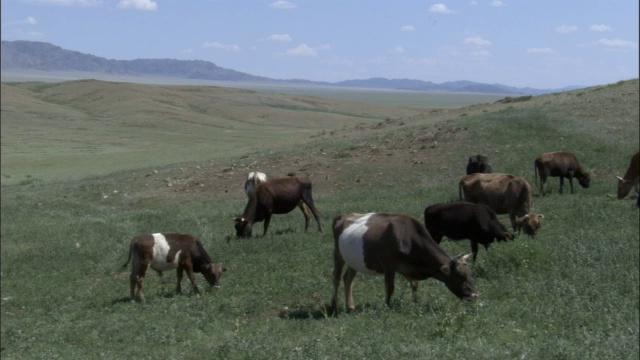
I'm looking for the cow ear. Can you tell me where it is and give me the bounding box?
[440,264,451,276]
[460,254,472,263]
[538,214,544,219]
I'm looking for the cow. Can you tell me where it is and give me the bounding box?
[423,202,514,261]
[244,171,312,226]
[459,173,543,237]
[233,175,322,237]
[534,151,591,196]
[616,151,639,200]
[244,171,268,196]
[466,154,493,175]
[331,212,477,313]
[122,232,226,302]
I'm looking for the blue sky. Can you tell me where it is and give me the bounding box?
[2,0,638,89]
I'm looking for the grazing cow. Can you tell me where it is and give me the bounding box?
[534,151,591,196]
[244,171,268,196]
[331,212,477,313]
[459,173,543,236]
[122,232,226,302]
[234,175,322,237]
[424,202,514,261]
[466,154,493,175]
[616,151,639,200]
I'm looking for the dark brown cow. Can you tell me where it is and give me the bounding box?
[616,151,639,200]
[534,151,591,196]
[459,173,543,236]
[234,175,322,237]
[122,232,226,302]
[424,202,514,261]
[466,154,493,175]
[331,212,477,313]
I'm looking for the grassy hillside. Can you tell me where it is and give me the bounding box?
[1,78,638,359]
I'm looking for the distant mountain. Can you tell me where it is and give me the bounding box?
[1,40,576,94]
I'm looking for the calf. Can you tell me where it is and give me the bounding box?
[234,175,322,237]
[331,212,477,313]
[424,202,514,261]
[616,151,639,200]
[459,173,543,236]
[466,154,493,175]
[534,151,590,196]
[122,232,226,302]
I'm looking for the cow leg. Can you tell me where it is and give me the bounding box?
[331,248,345,313]
[471,241,480,261]
[299,202,311,231]
[510,213,518,234]
[176,267,184,294]
[262,213,272,236]
[558,176,564,194]
[539,175,547,196]
[409,280,419,303]
[343,267,357,311]
[384,270,396,307]
[300,194,323,232]
[131,255,150,302]
[568,176,575,194]
[185,267,201,295]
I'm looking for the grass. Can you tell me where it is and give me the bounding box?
[1,78,639,359]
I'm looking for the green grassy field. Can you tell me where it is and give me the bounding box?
[1,78,638,359]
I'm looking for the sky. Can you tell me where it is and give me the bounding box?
[1,0,639,89]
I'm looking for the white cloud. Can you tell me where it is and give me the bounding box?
[464,36,492,46]
[4,16,38,26]
[401,25,416,32]
[593,38,638,49]
[392,46,405,54]
[429,3,454,14]
[556,25,578,34]
[202,42,240,51]
[490,0,506,7]
[117,0,157,11]
[469,1,479,5]
[285,44,317,57]
[590,24,612,32]
[526,47,554,54]
[270,1,296,9]
[268,34,292,42]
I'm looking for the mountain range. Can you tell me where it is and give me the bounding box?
[1,40,578,95]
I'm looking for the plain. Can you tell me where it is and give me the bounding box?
[1,78,639,359]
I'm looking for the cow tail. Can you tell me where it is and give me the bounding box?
[122,241,133,270]
[458,181,465,201]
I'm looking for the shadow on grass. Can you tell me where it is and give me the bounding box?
[278,302,379,320]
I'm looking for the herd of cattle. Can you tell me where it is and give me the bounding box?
[123,150,639,311]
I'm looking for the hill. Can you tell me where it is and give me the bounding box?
[1,40,573,94]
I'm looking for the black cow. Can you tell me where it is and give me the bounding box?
[424,202,514,261]
[466,154,492,175]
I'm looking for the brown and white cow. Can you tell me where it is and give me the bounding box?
[466,154,493,175]
[534,151,591,196]
[331,213,477,313]
[122,232,226,302]
[459,173,543,236]
[424,202,514,261]
[244,171,268,196]
[234,175,322,237]
[616,151,639,200]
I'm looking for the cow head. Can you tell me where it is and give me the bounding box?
[201,263,227,288]
[577,173,591,188]
[516,213,544,237]
[233,217,253,237]
[616,176,635,199]
[440,254,478,300]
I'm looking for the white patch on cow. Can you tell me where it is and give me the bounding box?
[245,171,267,196]
[150,233,181,272]
[338,213,379,275]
